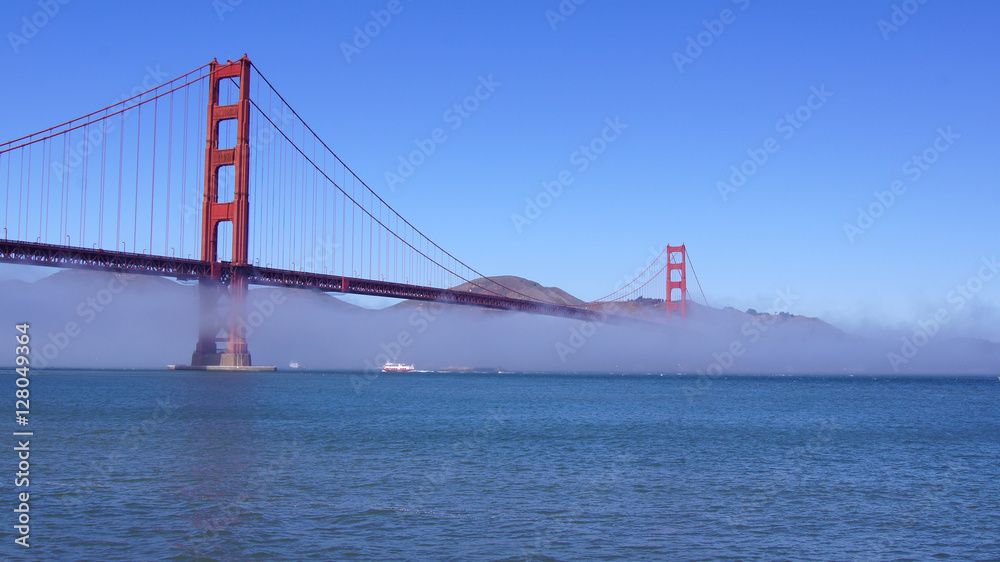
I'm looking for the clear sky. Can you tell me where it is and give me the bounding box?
[1,0,998,331]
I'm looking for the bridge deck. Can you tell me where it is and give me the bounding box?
[0,240,603,321]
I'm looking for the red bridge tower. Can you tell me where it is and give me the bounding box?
[666,244,687,320]
[187,57,262,369]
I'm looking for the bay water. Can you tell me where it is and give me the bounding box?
[6,371,999,560]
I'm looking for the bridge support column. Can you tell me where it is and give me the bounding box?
[222,271,251,367]
[191,275,225,366]
[176,56,270,371]
[188,270,253,368]
[666,244,687,321]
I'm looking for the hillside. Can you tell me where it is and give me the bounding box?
[388,275,584,311]
[453,275,585,305]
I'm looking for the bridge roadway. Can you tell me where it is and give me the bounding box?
[0,240,604,321]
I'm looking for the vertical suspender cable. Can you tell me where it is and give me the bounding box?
[2,151,8,236]
[18,146,24,240]
[116,109,124,248]
[80,123,87,245]
[311,135,317,271]
[351,175,355,277]
[150,96,158,253]
[39,139,46,242]
[322,149,327,272]
[43,139,51,244]
[99,109,108,248]
[134,99,142,252]
[299,123,309,271]
[166,90,174,255]
[25,142,31,241]
[181,86,188,256]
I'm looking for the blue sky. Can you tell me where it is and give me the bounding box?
[1,0,998,331]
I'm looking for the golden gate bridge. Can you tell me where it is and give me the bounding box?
[0,56,701,370]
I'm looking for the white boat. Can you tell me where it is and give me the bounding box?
[382,362,415,372]
[289,362,300,369]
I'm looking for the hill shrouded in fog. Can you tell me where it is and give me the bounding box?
[2,269,999,374]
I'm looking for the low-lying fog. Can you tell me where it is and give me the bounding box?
[3,269,998,375]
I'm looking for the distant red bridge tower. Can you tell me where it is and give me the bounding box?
[666,244,687,320]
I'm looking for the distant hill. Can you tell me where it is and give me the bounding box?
[455,275,585,305]
[388,275,584,311]
[402,278,851,343]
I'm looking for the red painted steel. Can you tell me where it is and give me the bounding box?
[0,239,602,321]
[193,57,253,367]
[0,239,210,277]
[666,244,687,320]
[201,57,251,266]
